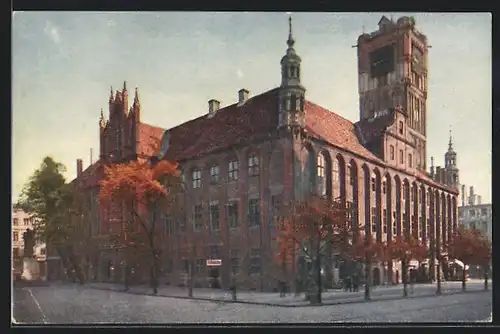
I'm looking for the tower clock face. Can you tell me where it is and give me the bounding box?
[369,44,395,77]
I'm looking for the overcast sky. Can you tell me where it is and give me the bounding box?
[12,12,491,203]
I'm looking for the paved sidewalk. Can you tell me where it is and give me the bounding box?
[86,279,489,307]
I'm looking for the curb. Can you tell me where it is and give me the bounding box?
[86,285,489,308]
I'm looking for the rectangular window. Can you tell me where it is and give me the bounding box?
[13,232,18,242]
[382,180,387,194]
[248,248,261,275]
[371,207,377,233]
[399,150,404,164]
[228,160,239,181]
[371,177,376,192]
[210,245,220,259]
[399,121,404,135]
[469,209,475,217]
[192,169,202,189]
[195,259,205,274]
[209,201,220,231]
[227,201,239,228]
[13,218,18,226]
[248,155,260,177]
[165,214,174,235]
[383,209,387,234]
[23,218,29,226]
[481,208,488,216]
[210,165,220,183]
[408,154,413,168]
[390,145,395,160]
[270,195,281,228]
[248,198,261,227]
[230,249,240,275]
[193,205,203,231]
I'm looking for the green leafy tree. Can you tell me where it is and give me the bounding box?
[16,157,84,283]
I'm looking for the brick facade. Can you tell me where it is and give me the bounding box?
[72,15,459,290]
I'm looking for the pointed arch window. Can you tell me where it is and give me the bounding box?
[317,154,326,197]
[332,158,339,183]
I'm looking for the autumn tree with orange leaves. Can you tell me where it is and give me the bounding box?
[385,236,428,297]
[99,158,179,294]
[448,227,492,291]
[274,195,355,304]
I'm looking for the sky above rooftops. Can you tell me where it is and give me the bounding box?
[12,12,491,203]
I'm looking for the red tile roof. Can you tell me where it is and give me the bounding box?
[137,123,165,157]
[163,88,280,161]
[304,101,382,163]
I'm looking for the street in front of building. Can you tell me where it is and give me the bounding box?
[12,280,491,324]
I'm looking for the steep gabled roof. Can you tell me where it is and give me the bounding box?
[304,101,382,163]
[163,88,280,161]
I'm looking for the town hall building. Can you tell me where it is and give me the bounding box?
[72,15,459,291]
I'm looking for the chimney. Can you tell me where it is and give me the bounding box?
[238,89,249,106]
[208,99,220,116]
[76,159,83,177]
[468,186,474,205]
[477,195,482,205]
[461,185,465,206]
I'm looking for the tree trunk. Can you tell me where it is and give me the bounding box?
[483,265,488,291]
[402,259,408,297]
[364,259,372,301]
[124,263,130,291]
[388,260,394,285]
[436,262,442,295]
[315,237,322,304]
[461,263,467,291]
[188,262,193,298]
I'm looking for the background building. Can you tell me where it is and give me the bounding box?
[458,185,491,241]
[72,15,459,291]
[12,208,47,279]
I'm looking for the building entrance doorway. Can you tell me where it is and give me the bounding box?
[209,267,221,289]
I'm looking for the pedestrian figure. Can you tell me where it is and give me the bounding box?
[410,270,416,294]
[279,280,285,297]
[352,274,359,292]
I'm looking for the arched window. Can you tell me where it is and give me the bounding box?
[317,154,326,196]
[332,158,339,184]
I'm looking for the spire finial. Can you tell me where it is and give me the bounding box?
[99,108,106,127]
[287,13,295,48]
[109,86,114,102]
[448,126,453,151]
[123,81,127,92]
[430,156,434,167]
[134,87,140,105]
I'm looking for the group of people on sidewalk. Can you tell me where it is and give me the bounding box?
[342,274,360,292]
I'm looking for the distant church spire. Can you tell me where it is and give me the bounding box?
[287,14,295,48]
[448,128,453,151]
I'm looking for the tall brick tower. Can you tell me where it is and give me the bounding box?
[356,16,429,171]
